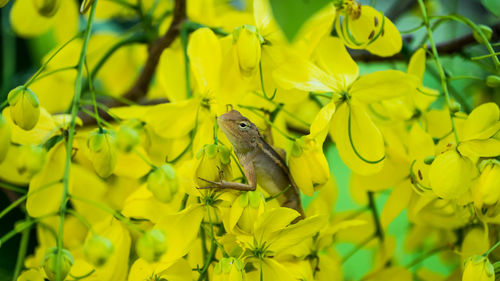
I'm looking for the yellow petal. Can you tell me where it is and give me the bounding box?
[350,70,417,103]
[408,123,435,160]
[273,59,338,93]
[314,36,358,86]
[429,149,476,200]
[330,103,385,175]
[157,46,187,101]
[156,205,204,264]
[269,215,327,253]
[381,180,412,229]
[309,101,336,142]
[10,0,53,37]
[461,102,500,141]
[458,138,500,158]
[2,107,56,145]
[408,48,426,83]
[26,142,66,217]
[289,152,314,196]
[144,99,199,139]
[52,0,79,43]
[187,28,221,96]
[254,207,301,242]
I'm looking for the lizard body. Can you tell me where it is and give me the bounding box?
[202,110,305,219]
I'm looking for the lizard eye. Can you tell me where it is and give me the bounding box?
[239,122,247,128]
[238,122,249,130]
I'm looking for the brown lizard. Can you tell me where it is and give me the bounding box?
[199,109,305,220]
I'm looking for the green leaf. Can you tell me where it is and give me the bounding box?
[481,0,500,17]
[269,0,331,41]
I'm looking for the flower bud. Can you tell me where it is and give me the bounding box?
[136,229,167,263]
[486,75,500,88]
[84,235,114,267]
[33,0,61,17]
[233,25,262,76]
[289,137,330,196]
[473,25,493,45]
[449,101,461,113]
[8,86,40,130]
[116,123,140,153]
[147,163,179,203]
[195,144,232,187]
[16,144,46,177]
[235,190,265,233]
[42,247,74,281]
[0,114,10,163]
[213,257,245,281]
[462,255,494,281]
[87,129,118,178]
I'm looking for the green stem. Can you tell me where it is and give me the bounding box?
[0,181,27,193]
[25,33,82,88]
[70,194,145,233]
[471,52,500,61]
[135,148,156,168]
[84,61,102,129]
[12,218,30,281]
[30,66,77,84]
[79,107,113,127]
[55,2,98,280]
[406,246,447,268]
[417,0,460,145]
[67,209,94,234]
[0,180,61,220]
[251,91,310,127]
[0,218,39,247]
[367,191,384,242]
[341,234,375,263]
[484,240,500,257]
[90,34,148,80]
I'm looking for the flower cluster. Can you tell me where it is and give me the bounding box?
[0,0,499,280]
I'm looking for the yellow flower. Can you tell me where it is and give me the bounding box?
[334,0,402,57]
[8,86,40,130]
[274,36,416,175]
[0,114,10,163]
[462,255,495,281]
[429,149,476,200]
[87,129,118,178]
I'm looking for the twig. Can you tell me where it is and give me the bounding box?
[122,0,186,102]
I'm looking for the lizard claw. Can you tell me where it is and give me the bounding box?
[197,177,224,189]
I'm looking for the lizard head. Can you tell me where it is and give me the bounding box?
[218,110,260,153]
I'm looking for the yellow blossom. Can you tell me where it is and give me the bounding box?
[462,255,495,281]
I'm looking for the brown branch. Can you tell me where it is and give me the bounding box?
[123,0,186,102]
[352,22,500,62]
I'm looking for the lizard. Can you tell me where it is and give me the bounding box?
[199,109,305,220]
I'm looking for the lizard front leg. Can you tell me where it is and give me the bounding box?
[198,160,257,191]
